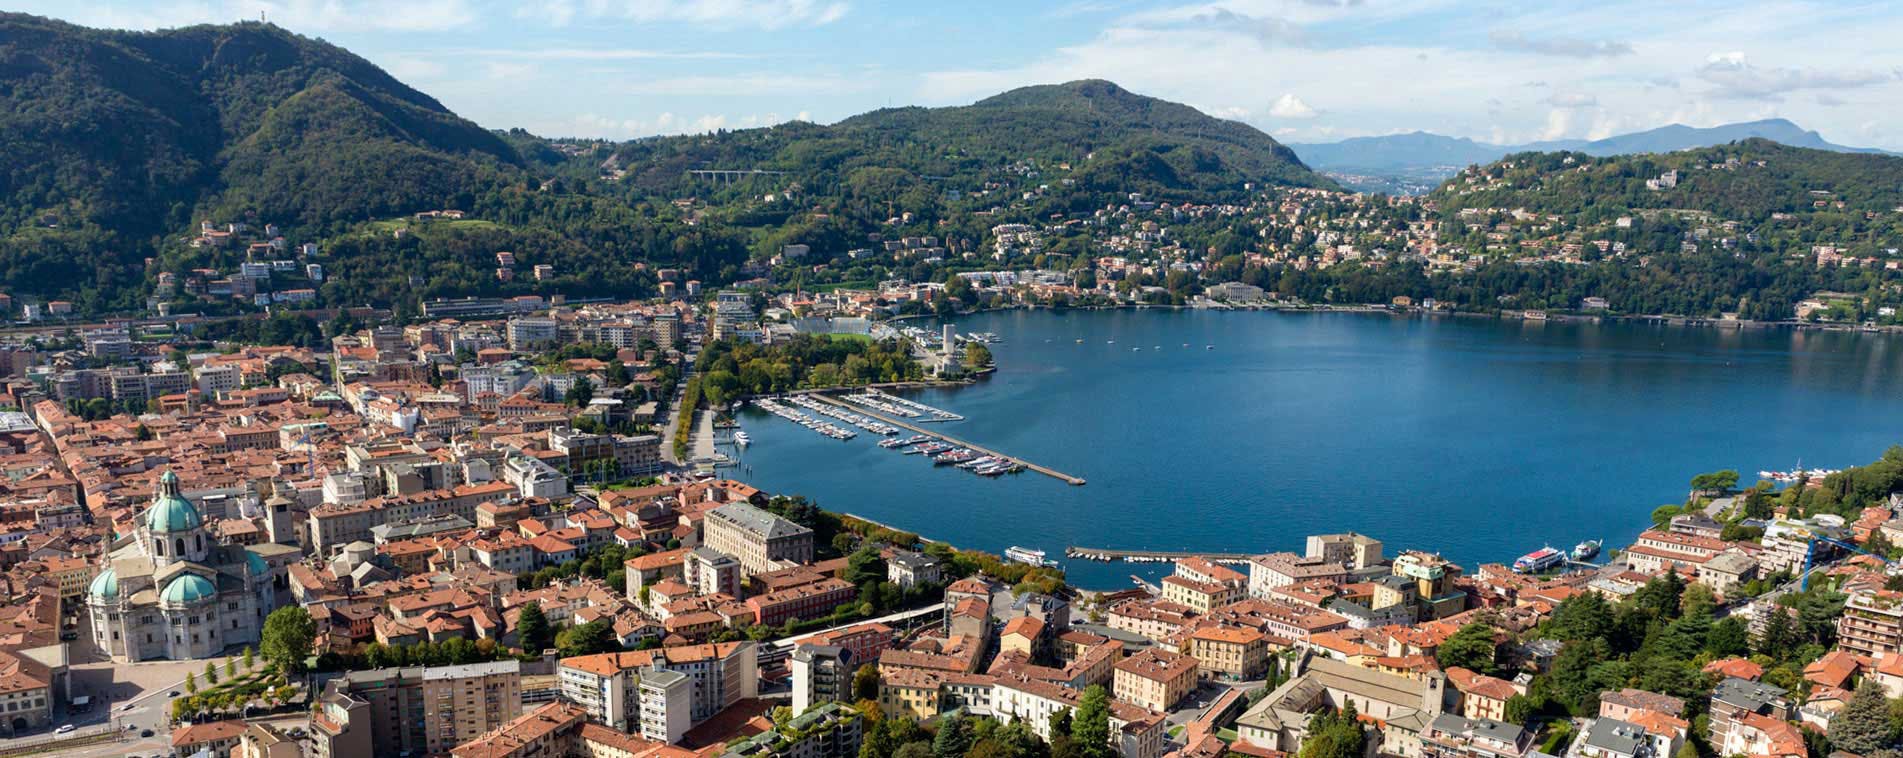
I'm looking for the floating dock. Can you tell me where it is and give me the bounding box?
[809,394,1086,486]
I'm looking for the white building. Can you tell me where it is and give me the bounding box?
[87,471,275,662]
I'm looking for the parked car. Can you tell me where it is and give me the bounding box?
[140,729,154,737]
[53,724,75,735]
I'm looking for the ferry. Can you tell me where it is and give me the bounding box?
[1005,546,1058,568]
[1513,546,1565,574]
[1571,540,1601,561]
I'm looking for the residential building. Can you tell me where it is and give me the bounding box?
[791,644,856,717]
[310,660,523,758]
[1113,648,1198,712]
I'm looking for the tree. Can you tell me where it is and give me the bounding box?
[853,664,880,702]
[205,660,219,684]
[566,376,594,407]
[517,601,553,652]
[1689,470,1740,493]
[242,646,255,670]
[1071,685,1113,758]
[843,547,887,588]
[933,714,973,758]
[1437,622,1497,674]
[893,744,934,758]
[1831,680,1890,754]
[185,671,198,694]
[261,606,316,674]
[1299,704,1369,758]
[557,619,616,657]
[1705,617,1751,658]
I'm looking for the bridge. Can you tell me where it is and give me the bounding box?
[687,169,791,185]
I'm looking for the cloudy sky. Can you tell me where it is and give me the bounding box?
[22,0,1903,148]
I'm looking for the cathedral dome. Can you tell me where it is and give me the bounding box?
[88,568,117,601]
[144,471,203,534]
[159,573,216,606]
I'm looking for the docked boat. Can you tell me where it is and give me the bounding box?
[733,431,751,447]
[1005,546,1058,568]
[1513,546,1565,574]
[1571,540,1601,561]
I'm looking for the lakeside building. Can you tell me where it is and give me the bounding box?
[702,503,814,577]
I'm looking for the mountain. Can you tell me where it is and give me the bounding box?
[0,13,523,310]
[1429,138,1903,222]
[1292,118,1893,194]
[611,79,1334,200]
[0,18,1333,317]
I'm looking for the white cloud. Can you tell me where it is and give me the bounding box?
[521,0,850,29]
[1695,51,1895,100]
[1268,93,1319,119]
[619,74,862,97]
[1490,30,1632,59]
[1545,92,1598,109]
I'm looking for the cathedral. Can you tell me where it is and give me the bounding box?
[87,471,275,662]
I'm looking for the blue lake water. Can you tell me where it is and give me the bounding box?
[726,309,1903,589]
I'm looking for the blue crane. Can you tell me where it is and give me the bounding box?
[1801,534,1898,591]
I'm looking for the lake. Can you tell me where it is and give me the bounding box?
[727,309,1903,589]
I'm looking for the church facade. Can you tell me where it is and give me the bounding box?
[87,471,275,662]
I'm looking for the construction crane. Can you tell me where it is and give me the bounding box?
[1800,534,1898,591]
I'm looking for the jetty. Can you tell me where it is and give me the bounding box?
[1065,547,1255,564]
[808,394,1087,486]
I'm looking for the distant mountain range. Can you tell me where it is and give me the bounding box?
[1291,119,1895,193]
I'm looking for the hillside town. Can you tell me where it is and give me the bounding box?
[0,286,1883,758]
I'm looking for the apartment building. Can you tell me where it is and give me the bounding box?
[1840,587,1903,658]
[311,661,524,758]
[791,644,855,715]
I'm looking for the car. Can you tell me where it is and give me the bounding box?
[168,690,180,697]
[141,729,154,738]
[53,724,76,735]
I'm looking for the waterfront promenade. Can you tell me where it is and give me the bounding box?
[1065,547,1254,563]
[807,394,1087,485]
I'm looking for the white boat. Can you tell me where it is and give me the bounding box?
[733,432,751,447]
[1005,546,1058,568]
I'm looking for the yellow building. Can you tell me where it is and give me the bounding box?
[1113,648,1199,712]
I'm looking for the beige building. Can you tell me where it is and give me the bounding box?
[702,503,813,576]
[1113,648,1199,712]
[1187,626,1269,680]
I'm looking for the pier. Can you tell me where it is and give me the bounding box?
[1065,547,1255,563]
[808,394,1087,486]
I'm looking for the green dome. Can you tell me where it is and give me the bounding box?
[144,471,202,534]
[88,569,117,601]
[159,573,216,606]
[246,551,267,577]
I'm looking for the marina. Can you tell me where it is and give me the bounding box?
[1063,547,1255,564]
[782,394,901,435]
[840,390,964,422]
[806,393,1086,485]
[751,398,857,440]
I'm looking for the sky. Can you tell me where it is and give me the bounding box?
[21,0,1903,149]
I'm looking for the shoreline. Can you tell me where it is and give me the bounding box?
[894,300,1903,335]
